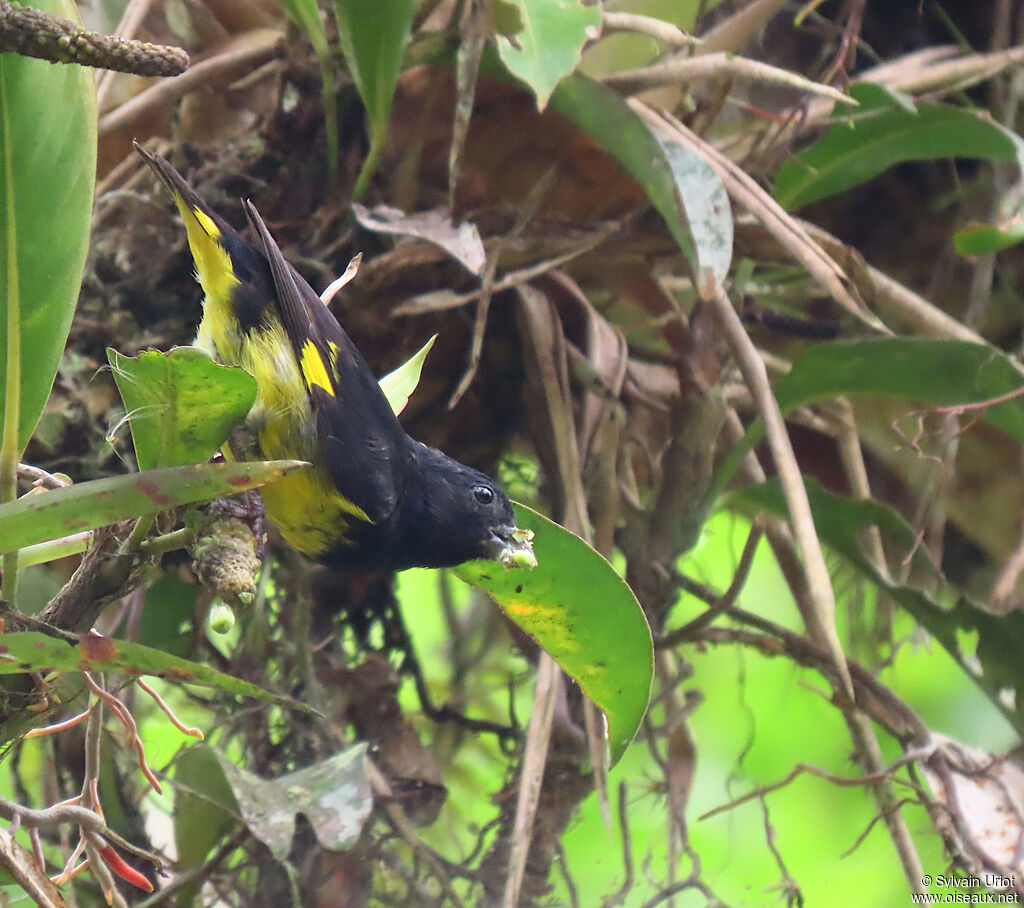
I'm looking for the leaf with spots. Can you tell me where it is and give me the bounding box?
[0,460,307,554]
[0,632,315,713]
[454,503,652,765]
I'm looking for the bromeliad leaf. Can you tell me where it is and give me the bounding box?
[333,0,417,198]
[0,632,316,713]
[711,337,1024,504]
[0,460,307,554]
[776,82,1024,220]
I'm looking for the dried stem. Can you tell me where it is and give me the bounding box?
[707,287,854,700]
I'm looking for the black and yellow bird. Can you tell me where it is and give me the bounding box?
[134,143,535,573]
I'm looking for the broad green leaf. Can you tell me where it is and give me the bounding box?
[173,745,240,907]
[209,744,370,860]
[0,632,315,713]
[548,73,733,296]
[0,0,97,456]
[773,338,1024,443]
[333,0,417,198]
[454,503,652,765]
[497,0,601,111]
[379,335,437,416]
[108,347,257,472]
[711,338,1024,503]
[0,460,307,554]
[776,82,1024,211]
[728,478,1024,737]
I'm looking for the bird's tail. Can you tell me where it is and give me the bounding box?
[133,140,240,308]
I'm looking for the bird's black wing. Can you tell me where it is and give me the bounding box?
[241,201,409,525]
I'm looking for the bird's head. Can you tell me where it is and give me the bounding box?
[404,446,536,570]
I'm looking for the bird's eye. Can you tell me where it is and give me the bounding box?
[473,485,494,505]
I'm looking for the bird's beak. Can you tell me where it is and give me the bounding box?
[485,525,537,570]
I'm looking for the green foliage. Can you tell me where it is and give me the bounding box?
[455,503,653,765]
[333,0,418,198]
[772,339,1024,441]
[731,478,1024,737]
[496,0,601,110]
[714,337,1024,500]
[776,82,1024,219]
[173,744,241,907]
[548,71,733,292]
[0,631,314,713]
[0,0,96,457]
[108,347,257,471]
[0,460,307,554]
[10,2,1024,905]
[378,333,437,416]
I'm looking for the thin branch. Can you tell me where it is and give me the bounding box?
[553,840,581,908]
[599,783,634,908]
[502,653,560,908]
[603,52,855,105]
[707,287,854,700]
[601,12,700,46]
[657,522,763,645]
[16,464,71,490]
[699,745,934,821]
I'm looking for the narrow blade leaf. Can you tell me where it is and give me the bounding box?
[0,460,307,553]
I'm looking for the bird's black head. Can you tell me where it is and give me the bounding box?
[397,445,534,570]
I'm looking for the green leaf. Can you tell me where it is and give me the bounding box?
[496,0,601,111]
[0,460,307,554]
[108,347,257,472]
[712,338,1024,503]
[278,0,327,55]
[728,478,1024,737]
[209,744,371,860]
[107,348,258,472]
[773,338,1024,443]
[378,335,436,416]
[954,221,1024,256]
[776,82,1024,211]
[0,632,315,713]
[173,744,240,907]
[548,73,733,295]
[332,0,417,198]
[0,0,97,456]
[454,503,652,765]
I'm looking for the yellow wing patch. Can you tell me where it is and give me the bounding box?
[300,339,336,396]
